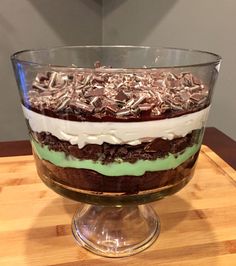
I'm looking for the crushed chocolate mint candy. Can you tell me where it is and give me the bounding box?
[104,104,119,114]
[25,64,210,121]
[131,95,146,109]
[116,109,132,116]
[139,103,152,111]
[91,96,102,108]
[115,91,129,102]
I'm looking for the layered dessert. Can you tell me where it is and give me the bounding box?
[22,64,209,195]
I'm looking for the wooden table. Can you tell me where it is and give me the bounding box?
[0,127,236,265]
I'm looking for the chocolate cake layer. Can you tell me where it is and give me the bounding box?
[34,151,199,194]
[25,68,209,122]
[32,130,201,163]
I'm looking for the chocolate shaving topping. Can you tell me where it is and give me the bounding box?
[139,103,152,111]
[131,95,146,109]
[75,102,94,113]
[105,104,118,114]
[85,88,104,97]
[26,61,210,121]
[116,109,131,116]
[126,98,135,108]
[115,91,129,102]
[90,97,102,108]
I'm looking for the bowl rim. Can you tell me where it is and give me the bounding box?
[11,45,222,70]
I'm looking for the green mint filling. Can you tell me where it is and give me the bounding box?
[32,139,200,176]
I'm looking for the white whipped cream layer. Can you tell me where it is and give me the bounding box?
[22,105,210,148]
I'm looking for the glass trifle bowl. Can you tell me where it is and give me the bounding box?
[11,46,221,257]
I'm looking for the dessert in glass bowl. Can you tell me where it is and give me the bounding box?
[12,46,221,257]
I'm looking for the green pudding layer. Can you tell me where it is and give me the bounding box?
[32,139,200,177]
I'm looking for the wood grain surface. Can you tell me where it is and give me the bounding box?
[0,145,235,266]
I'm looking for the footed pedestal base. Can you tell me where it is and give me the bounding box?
[72,204,160,257]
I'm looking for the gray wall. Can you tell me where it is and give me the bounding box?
[0,0,102,141]
[1,0,235,141]
[103,0,236,140]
